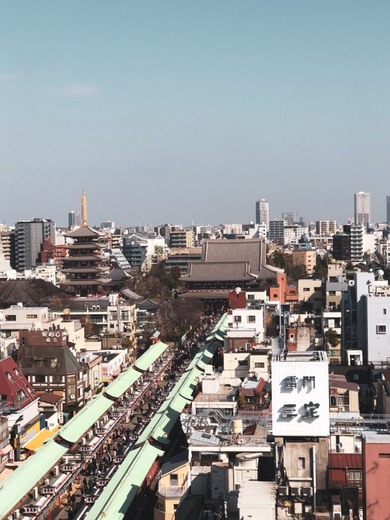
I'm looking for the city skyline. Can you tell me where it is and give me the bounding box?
[2,2,390,226]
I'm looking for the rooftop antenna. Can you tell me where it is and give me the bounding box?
[81,189,88,227]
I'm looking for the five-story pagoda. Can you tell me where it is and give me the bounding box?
[61,191,108,296]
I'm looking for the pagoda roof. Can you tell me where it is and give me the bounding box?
[61,280,101,286]
[62,267,104,274]
[65,255,103,262]
[65,225,100,238]
[67,242,102,250]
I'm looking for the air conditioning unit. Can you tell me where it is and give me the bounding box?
[301,487,313,497]
[278,486,288,496]
[32,487,39,500]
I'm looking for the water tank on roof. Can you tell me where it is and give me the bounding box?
[232,419,243,435]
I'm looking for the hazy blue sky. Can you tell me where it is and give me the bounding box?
[1,1,390,228]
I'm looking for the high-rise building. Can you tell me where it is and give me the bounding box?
[316,220,337,236]
[14,218,55,271]
[269,219,285,245]
[255,199,269,229]
[282,212,297,226]
[386,195,390,225]
[68,210,81,229]
[354,192,371,227]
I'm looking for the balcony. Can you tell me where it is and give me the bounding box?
[158,481,189,498]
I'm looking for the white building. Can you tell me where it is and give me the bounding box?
[354,191,371,227]
[255,199,269,230]
[271,351,329,437]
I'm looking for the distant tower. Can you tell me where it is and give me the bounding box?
[387,195,390,225]
[68,211,76,229]
[354,191,370,227]
[255,199,269,230]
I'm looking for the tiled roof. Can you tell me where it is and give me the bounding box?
[186,261,256,282]
[329,375,359,392]
[0,357,37,409]
[65,226,100,238]
[19,345,82,375]
[184,239,281,283]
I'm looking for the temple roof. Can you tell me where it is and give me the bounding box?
[67,242,102,250]
[64,255,103,262]
[186,261,256,282]
[184,239,281,284]
[65,226,100,239]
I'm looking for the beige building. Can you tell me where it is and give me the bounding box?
[154,451,189,520]
[329,375,359,414]
[291,250,316,275]
[298,279,322,309]
[169,229,194,249]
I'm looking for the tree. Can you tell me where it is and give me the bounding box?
[313,255,328,280]
[156,298,203,342]
[325,328,340,348]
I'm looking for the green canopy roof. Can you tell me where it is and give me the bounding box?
[85,444,164,519]
[134,341,169,372]
[104,367,141,399]
[59,395,112,443]
[0,440,68,519]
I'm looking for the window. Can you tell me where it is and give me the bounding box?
[234,316,242,323]
[377,325,387,334]
[238,359,248,366]
[52,374,64,384]
[6,372,15,382]
[247,315,256,323]
[254,362,265,368]
[170,473,178,486]
[303,287,310,292]
[5,315,16,321]
[298,457,305,470]
[26,314,38,319]
[347,470,362,481]
[35,374,46,383]
[247,294,254,300]
[379,453,390,458]
[384,309,387,315]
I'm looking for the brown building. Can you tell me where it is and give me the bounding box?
[40,238,67,264]
[18,329,84,415]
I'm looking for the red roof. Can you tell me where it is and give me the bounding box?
[328,453,362,469]
[0,357,37,410]
[240,378,266,397]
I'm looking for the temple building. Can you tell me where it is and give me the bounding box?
[61,191,109,296]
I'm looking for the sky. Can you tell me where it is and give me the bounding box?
[1,1,390,228]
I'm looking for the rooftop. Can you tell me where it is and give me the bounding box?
[273,351,327,362]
